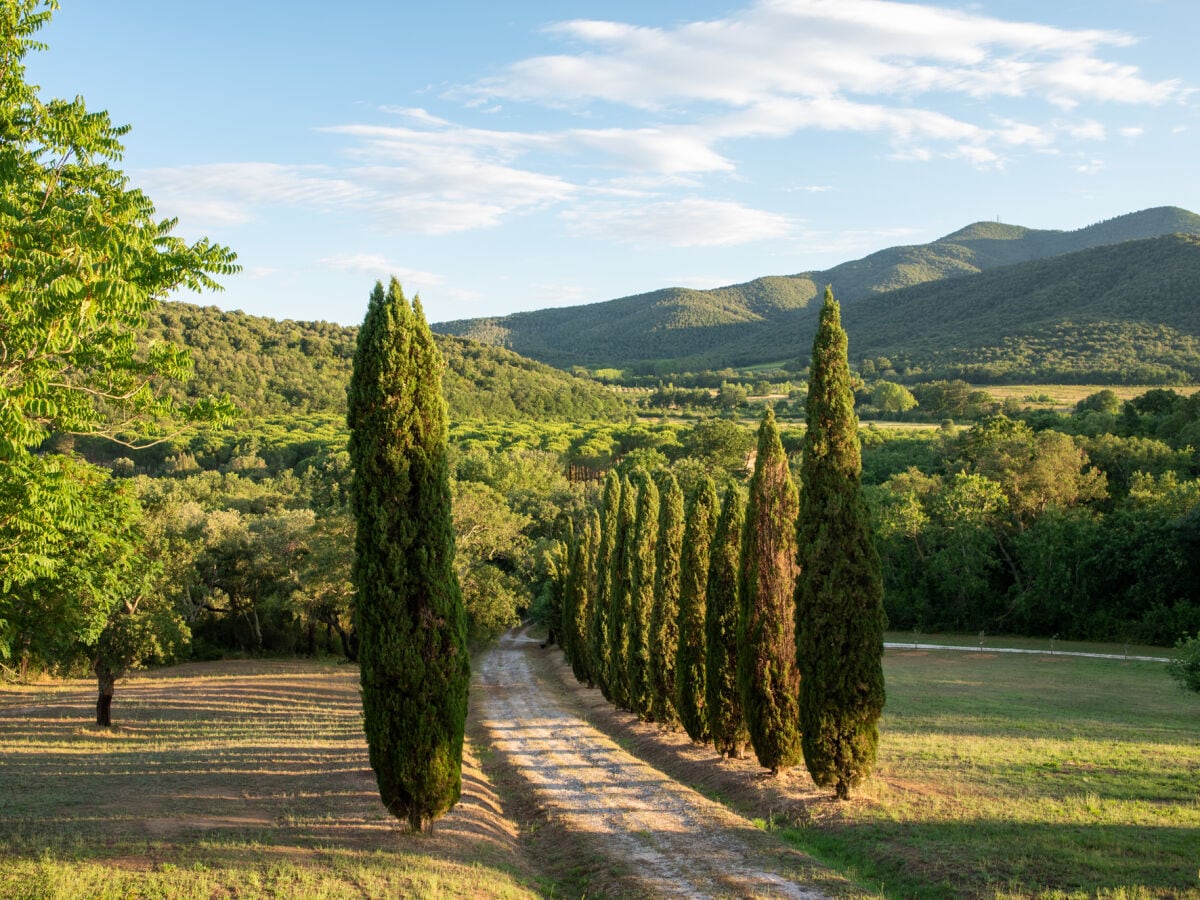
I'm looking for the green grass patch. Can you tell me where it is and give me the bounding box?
[0,660,541,899]
[780,648,1200,898]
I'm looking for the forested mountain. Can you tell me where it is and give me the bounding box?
[432,206,1200,375]
[843,233,1200,384]
[146,301,630,421]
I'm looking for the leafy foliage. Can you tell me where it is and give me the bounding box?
[1166,633,1200,693]
[649,472,684,726]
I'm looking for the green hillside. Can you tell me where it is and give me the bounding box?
[146,301,630,422]
[842,232,1200,384]
[432,206,1200,372]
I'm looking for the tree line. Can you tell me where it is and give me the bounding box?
[552,291,886,799]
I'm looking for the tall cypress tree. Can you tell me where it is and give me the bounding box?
[348,279,469,831]
[796,286,886,800]
[649,472,684,727]
[564,512,598,686]
[705,481,749,759]
[591,472,620,700]
[626,468,659,720]
[606,474,637,710]
[676,476,718,743]
[738,408,802,774]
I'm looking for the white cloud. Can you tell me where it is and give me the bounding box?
[1076,158,1105,175]
[565,198,793,247]
[320,254,444,284]
[461,0,1185,166]
[1119,126,1144,137]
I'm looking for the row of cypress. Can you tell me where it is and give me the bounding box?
[558,288,885,797]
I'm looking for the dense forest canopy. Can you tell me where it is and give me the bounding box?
[145,302,631,422]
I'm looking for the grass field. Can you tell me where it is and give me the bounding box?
[975,384,1200,412]
[778,648,1200,899]
[0,660,542,899]
[3,647,1198,898]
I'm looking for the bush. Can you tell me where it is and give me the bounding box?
[1166,633,1200,693]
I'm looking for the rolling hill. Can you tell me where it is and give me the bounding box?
[145,302,631,422]
[431,206,1200,375]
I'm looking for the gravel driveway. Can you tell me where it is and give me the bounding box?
[474,627,831,899]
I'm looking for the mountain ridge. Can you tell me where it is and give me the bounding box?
[432,206,1200,371]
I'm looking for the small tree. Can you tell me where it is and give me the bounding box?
[706,481,749,759]
[1167,633,1200,693]
[795,287,886,800]
[675,476,719,743]
[738,409,801,774]
[349,279,469,831]
[649,472,684,727]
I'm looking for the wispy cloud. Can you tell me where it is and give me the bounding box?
[564,198,793,247]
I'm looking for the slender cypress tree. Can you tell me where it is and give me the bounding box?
[705,481,749,759]
[591,472,620,700]
[796,286,886,800]
[675,476,718,743]
[348,279,469,832]
[737,408,802,774]
[570,510,600,686]
[649,472,684,727]
[606,474,637,710]
[626,468,659,720]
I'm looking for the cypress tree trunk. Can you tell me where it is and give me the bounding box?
[737,409,802,774]
[626,469,659,720]
[795,286,886,800]
[705,481,749,759]
[606,475,638,710]
[591,472,620,701]
[675,476,718,743]
[349,279,469,832]
[649,472,684,727]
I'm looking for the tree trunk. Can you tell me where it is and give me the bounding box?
[95,666,116,727]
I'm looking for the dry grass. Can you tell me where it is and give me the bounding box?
[0,659,544,899]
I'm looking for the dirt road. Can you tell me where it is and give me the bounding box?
[473,628,832,899]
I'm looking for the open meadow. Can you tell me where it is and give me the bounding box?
[2,644,1197,899]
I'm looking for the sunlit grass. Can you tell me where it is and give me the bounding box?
[779,649,1200,898]
[0,660,541,899]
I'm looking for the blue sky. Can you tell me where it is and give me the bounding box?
[28,0,1200,327]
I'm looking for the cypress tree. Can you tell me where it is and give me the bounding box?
[737,408,802,774]
[796,286,887,800]
[649,472,684,727]
[675,476,718,743]
[626,468,659,720]
[565,512,599,686]
[348,279,469,832]
[705,481,749,759]
[606,474,637,710]
[591,472,620,700]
